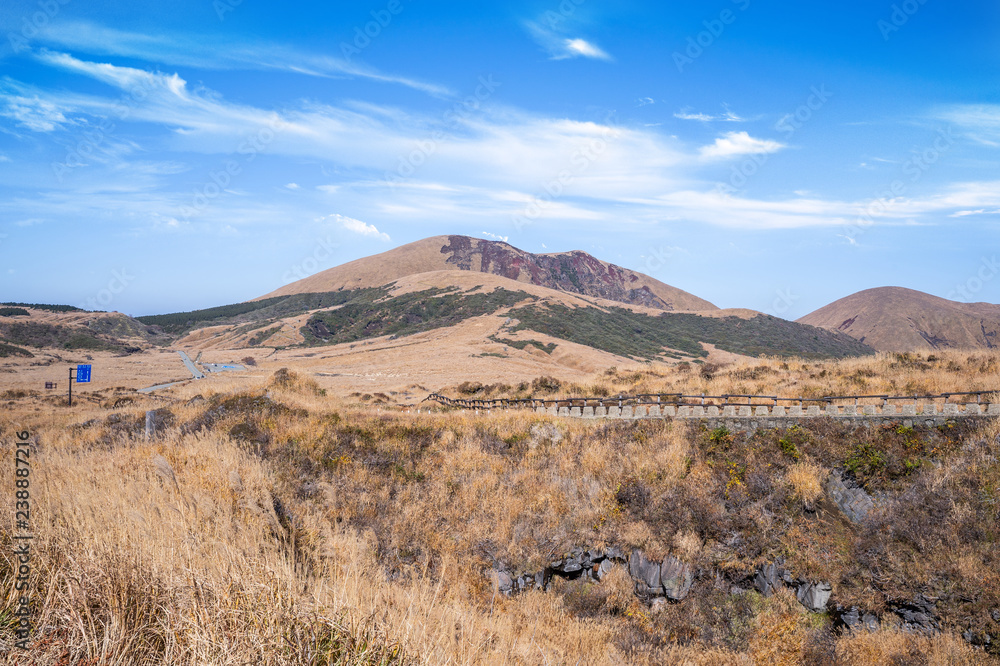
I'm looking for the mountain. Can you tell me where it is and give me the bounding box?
[133,236,874,366]
[797,287,1000,351]
[259,235,717,311]
[0,305,167,356]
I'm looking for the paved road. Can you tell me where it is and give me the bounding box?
[202,363,245,373]
[177,351,205,379]
[138,380,188,394]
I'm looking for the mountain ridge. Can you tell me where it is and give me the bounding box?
[798,286,1000,351]
[259,234,717,312]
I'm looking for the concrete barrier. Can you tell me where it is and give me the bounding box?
[524,399,999,422]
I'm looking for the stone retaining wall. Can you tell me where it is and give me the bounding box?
[536,403,999,430]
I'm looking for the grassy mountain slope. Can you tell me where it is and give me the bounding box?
[799,286,1000,351]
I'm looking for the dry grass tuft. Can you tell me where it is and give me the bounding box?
[786,462,826,505]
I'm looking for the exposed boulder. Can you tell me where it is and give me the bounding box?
[659,555,694,601]
[796,581,833,612]
[754,561,786,597]
[629,549,662,598]
[834,606,880,632]
[890,594,940,633]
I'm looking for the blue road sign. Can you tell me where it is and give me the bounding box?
[76,364,92,383]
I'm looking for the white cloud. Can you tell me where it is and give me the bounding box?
[15,218,43,227]
[285,183,300,190]
[0,154,10,162]
[29,22,451,97]
[563,38,611,60]
[949,208,1000,217]
[637,97,655,107]
[675,107,746,123]
[525,21,612,61]
[935,104,1000,146]
[331,214,390,241]
[481,231,509,242]
[699,131,786,159]
[0,80,71,132]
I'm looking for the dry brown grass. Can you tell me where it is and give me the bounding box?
[786,462,826,505]
[468,349,1000,405]
[1,353,998,664]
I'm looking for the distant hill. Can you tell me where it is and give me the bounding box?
[259,235,717,311]
[797,287,1000,351]
[136,236,874,363]
[0,307,167,354]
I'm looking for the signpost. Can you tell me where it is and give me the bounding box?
[68,364,91,406]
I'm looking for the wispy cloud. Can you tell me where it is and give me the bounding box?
[675,107,747,123]
[699,131,785,159]
[935,104,1000,147]
[0,79,72,132]
[330,213,390,241]
[524,21,612,61]
[481,231,509,242]
[949,208,1000,217]
[26,21,451,97]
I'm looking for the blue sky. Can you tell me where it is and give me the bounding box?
[1,0,999,317]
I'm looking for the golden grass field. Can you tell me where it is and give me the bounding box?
[1,350,999,664]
